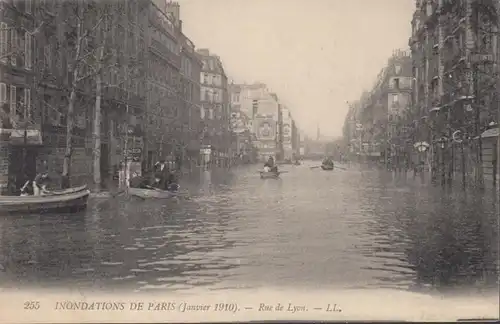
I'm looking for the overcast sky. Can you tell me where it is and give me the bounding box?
[177,0,414,138]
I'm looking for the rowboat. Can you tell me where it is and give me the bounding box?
[127,187,177,199]
[321,164,334,171]
[0,185,90,214]
[260,171,280,179]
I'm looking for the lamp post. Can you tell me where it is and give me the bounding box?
[355,123,363,164]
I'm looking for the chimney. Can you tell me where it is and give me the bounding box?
[164,1,181,27]
[197,48,210,56]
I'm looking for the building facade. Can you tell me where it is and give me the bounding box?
[229,83,256,164]
[0,0,150,192]
[0,0,206,193]
[343,50,412,167]
[280,105,294,160]
[162,1,203,170]
[231,82,285,162]
[409,0,499,187]
[144,1,182,170]
[197,48,231,167]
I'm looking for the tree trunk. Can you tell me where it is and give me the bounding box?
[92,46,104,191]
[61,12,84,189]
[62,87,76,189]
[93,73,102,190]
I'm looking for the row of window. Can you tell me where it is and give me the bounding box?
[201,73,222,87]
[0,23,33,69]
[149,54,180,89]
[202,59,216,71]
[181,55,194,80]
[0,83,32,127]
[201,87,224,103]
[200,107,214,120]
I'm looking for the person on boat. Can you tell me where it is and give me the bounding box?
[152,160,167,188]
[20,180,34,196]
[264,156,278,172]
[32,172,51,196]
[165,169,180,192]
[129,172,151,189]
[322,157,334,167]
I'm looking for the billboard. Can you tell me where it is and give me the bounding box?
[282,122,291,144]
[254,117,276,141]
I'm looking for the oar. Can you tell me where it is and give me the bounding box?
[110,190,126,198]
[144,185,162,191]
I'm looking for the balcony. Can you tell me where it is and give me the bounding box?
[149,39,181,69]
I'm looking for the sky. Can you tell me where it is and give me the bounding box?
[176,0,415,138]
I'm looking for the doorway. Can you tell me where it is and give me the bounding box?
[8,146,37,195]
[100,143,110,180]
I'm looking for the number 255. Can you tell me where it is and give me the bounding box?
[24,301,40,310]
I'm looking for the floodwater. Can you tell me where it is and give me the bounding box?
[0,161,498,295]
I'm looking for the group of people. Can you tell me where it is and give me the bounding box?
[20,172,51,196]
[263,156,279,173]
[322,157,334,167]
[129,160,179,192]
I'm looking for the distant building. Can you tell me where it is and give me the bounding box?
[197,48,231,167]
[281,106,294,160]
[229,83,256,164]
[344,49,412,165]
[230,82,279,161]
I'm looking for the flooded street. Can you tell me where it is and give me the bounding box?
[0,162,498,295]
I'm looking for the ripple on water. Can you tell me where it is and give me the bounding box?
[0,166,496,293]
[100,262,123,266]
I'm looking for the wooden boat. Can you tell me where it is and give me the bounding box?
[260,171,281,179]
[127,187,177,199]
[0,185,90,214]
[321,164,334,171]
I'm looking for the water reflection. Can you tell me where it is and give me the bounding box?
[0,165,497,294]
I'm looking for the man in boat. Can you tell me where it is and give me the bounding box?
[19,172,51,196]
[150,160,166,188]
[322,156,334,168]
[129,172,151,189]
[165,169,180,192]
[264,156,278,173]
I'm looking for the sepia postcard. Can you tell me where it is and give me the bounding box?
[0,0,499,322]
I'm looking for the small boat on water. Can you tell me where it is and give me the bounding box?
[260,171,280,179]
[127,187,178,199]
[0,185,90,214]
[321,164,334,171]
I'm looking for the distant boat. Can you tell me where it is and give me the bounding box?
[321,164,334,171]
[0,185,90,214]
[260,171,281,179]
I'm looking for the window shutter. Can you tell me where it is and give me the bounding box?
[10,29,17,66]
[25,32,32,70]
[0,23,6,63]
[25,88,31,119]
[10,86,16,122]
[0,83,6,104]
